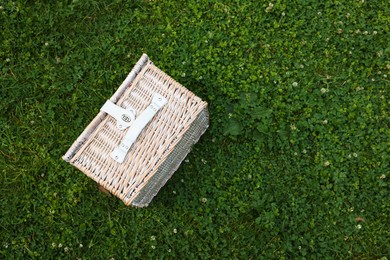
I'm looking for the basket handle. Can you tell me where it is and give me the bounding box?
[111,93,167,163]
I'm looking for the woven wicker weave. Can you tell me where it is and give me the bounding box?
[63,54,209,207]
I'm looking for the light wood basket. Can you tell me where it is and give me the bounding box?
[63,54,209,207]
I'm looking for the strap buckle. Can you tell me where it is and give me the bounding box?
[100,100,136,130]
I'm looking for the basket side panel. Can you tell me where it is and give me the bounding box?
[130,107,209,207]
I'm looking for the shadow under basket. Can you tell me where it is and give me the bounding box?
[62,54,209,207]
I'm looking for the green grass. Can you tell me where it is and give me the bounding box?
[1,0,389,258]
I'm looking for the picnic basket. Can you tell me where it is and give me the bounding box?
[63,54,209,207]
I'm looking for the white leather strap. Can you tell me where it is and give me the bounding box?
[100,100,136,130]
[111,93,167,163]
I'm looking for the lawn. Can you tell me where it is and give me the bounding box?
[1,0,389,258]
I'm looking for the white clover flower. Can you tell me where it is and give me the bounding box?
[173,228,177,234]
[346,13,351,18]
[292,82,298,87]
[282,12,285,16]
[4,243,9,248]
[302,149,307,154]
[79,244,83,248]
[58,243,63,248]
[228,113,232,118]
[349,207,354,212]
[294,152,298,156]
[0,6,3,10]
[52,243,56,248]
[322,119,328,125]
[6,58,10,62]
[321,88,328,94]
[324,161,330,167]
[298,246,302,250]
[290,124,297,131]
[151,245,156,249]
[380,174,386,179]
[184,159,189,163]
[356,224,362,229]
[202,197,207,203]
[265,3,274,13]
[363,31,368,35]
[150,236,156,241]
[181,72,186,77]
[45,42,49,46]
[353,153,358,157]
[172,190,176,194]
[373,31,378,35]
[64,247,69,253]
[168,249,172,253]
[201,158,207,164]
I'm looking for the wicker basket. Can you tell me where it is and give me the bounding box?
[63,54,209,207]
